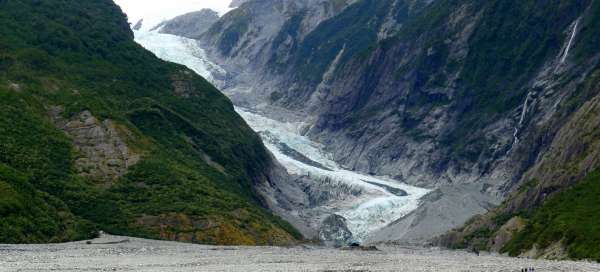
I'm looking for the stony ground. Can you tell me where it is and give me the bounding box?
[1,235,598,272]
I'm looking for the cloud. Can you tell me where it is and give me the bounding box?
[113,0,233,29]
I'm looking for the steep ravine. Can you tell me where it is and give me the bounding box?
[134,29,431,245]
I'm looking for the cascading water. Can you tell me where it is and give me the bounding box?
[561,19,580,64]
[509,18,581,153]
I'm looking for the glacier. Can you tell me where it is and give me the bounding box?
[134,29,430,243]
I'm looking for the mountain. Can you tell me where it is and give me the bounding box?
[229,0,250,8]
[164,0,599,258]
[0,0,300,245]
[152,9,220,39]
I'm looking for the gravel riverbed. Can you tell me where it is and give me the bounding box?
[1,235,599,271]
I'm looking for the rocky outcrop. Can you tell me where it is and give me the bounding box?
[490,217,525,252]
[132,19,143,31]
[318,214,353,247]
[171,71,199,98]
[7,82,22,92]
[49,107,140,181]
[157,9,219,39]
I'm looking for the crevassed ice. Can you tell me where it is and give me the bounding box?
[134,30,227,88]
[133,29,430,242]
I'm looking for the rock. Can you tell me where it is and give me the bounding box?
[157,9,219,39]
[49,107,140,181]
[132,19,143,31]
[490,216,526,252]
[341,244,379,251]
[8,82,22,92]
[171,71,198,98]
[318,214,353,247]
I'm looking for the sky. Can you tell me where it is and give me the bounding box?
[113,0,234,30]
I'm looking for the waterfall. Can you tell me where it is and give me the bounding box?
[508,89,539,154]
[561,19,580,64]
[510,18,581,154]
[510,93,531,148]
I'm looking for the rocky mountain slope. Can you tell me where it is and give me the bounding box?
[152,9,220,39]
[159,0,599,259]
[0,0,300,245]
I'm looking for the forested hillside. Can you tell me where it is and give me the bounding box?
[0,0,300,245]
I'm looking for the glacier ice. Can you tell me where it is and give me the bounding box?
[133,29,430,243]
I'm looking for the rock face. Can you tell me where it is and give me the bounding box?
[318,214,353,247]
[490,217,525,252]
[50,108,139,181]
[438,69,600,255]
[171,70,199,98]
[157,9,220,39]
[200,0,353,93]
[132,19,143,31]
[194,0,600,248]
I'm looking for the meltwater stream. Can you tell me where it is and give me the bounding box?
[134,30,430,242]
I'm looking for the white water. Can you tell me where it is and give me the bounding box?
[511,92,532,148]
[561,19,579,64]
[134,29,430,242]
[510,19,581,152]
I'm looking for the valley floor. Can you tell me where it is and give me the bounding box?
[1,235,598,272]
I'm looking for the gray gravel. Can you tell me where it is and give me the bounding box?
[1,235,598,272]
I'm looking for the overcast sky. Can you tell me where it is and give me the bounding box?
[113,0,233,29]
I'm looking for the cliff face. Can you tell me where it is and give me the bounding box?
[0,0,300,245]
[199,0,354,102]
[193,0,600,252]
[155,9,220,39]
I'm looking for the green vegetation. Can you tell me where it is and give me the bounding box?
[503,170,600,261]
[574,0,600,60]
[292,0,393,83]
[0,0,299,244]
[460,0,588,115]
